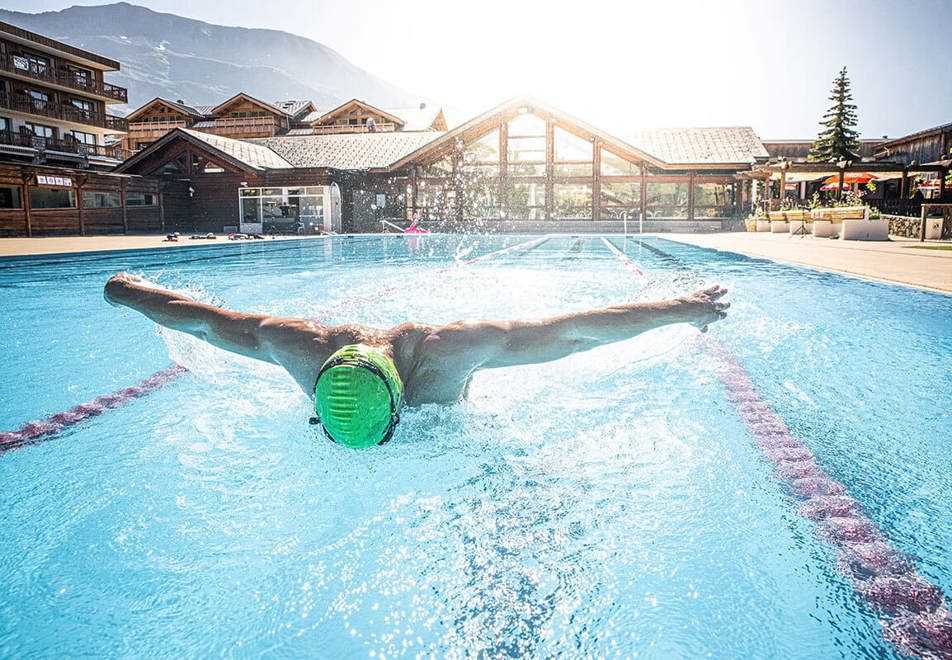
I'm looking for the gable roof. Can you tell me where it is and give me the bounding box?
[210,93,293,118]
[125,97,205,122]
[623,127,769,166]
[248,132,443,170]
[115,128,293,174]
[385,95,669,172]
[311,99,407,127]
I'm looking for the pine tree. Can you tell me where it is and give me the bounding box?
[809,67,861,162]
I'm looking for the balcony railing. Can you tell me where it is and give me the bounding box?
[0,128,129,160]
[307,123,398,135]
[0,54,128,103]
[198,116,280,137]
[0,93,128,132]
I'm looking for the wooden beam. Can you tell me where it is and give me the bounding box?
[837,169,845,201]
[120,179,128,234]
[77,178,84,236]
[22,176,32,238]
[499,120,508,217]
[688,171,696,220]
[545,119,554,220]
[592,138,601,221]
[158,182,166,232]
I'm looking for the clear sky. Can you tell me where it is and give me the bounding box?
[6,0,951,139]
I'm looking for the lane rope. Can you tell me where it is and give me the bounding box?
[0,235,551,456]
[601,236,952,658]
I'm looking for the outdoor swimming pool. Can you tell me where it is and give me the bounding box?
[1,234,950,658]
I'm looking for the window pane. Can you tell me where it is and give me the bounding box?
[508,162,546,177]
[424,155,453,178]
[508,113,546,137]
[600,181,641,207]
[457,163,500,179]
[507,182,545,207]
[507,136,545,163]
[554,127,592,162]
[553,183,592,218]
[460,182,500,219]
[29,187,76,209]
[125,193,156,207]
[553,162,592,177]
[0,186,22,209]
[240,188,261,197]
[241,196,261,222]
[462,129,499,163]
[82,191,120,208]
[694,182,735,207]
[601,149,640,176]
[645,182,688,218]
[505,206,545,220]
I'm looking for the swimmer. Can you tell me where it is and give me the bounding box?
[104,273,729,447]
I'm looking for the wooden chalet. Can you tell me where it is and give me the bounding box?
[123,95,447,153]
[116,97,769,234]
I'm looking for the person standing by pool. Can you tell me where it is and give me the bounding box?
[104,273,729,447]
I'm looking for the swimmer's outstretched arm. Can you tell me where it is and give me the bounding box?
[425,286,729,369]
[104,273,333,391]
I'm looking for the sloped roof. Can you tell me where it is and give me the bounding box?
[125,97,205,121]
[210,93,293,118]
[624,127,769,165]
[180,129,294,170]
[299,110,324,124]
[272,100,314,118]
[384,105,444,131]
[248,131,443,170]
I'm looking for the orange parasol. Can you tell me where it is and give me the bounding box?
[822,172,877,185]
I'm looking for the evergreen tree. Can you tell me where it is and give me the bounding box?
[809,67,861,162]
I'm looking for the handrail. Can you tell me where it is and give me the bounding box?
[0,129,128,160]
[380,219,406,233]
[0,54,127,103]
[0,93,129,132]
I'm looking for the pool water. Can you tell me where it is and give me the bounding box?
[1,235,950,658]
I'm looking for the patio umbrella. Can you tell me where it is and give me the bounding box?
[822,172,877,185]
[820,182,850,191]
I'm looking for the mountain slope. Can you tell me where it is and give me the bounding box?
[0,2,423,114]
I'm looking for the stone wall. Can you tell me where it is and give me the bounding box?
[886,213,952,239]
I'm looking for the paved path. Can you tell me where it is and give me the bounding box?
[661,233,952,294]
[0,234,323,258]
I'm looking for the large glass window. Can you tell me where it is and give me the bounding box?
[553,127,592,177]
[26,123,54,139]
[0,185,22,209]
[506,181,545,220]
[71,130,97,145]
[238,186,326,233]
[600,181,641,219]
[82,191,120,208]
[601,149,641,176]
[645,182,689,219]
[462,129,499,163]
[29,187,76,209]
[507,113,546,177]
[460,182,500,219]
[694,182,735,218]
[553,183,592,219]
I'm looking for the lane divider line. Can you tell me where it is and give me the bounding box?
[601,236,952,658]
[0,235,551,456]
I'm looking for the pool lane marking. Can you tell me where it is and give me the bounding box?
[0,365,187,453]
[600,236,952,659]
[0,235,551,456]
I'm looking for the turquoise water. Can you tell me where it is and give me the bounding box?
[0,235,950,657]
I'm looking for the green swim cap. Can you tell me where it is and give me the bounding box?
[313,344,403,448]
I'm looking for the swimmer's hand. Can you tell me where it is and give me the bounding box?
[104,272,163,307]
[677,285,730,333]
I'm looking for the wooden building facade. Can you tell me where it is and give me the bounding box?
[118,98,768,234]
[0,162,162,236]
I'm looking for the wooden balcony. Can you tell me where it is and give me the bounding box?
[0,54,127,103]
[0,128,129,160]
[308,123,398,135]
[0,92,128,132]
[197,115,281,137]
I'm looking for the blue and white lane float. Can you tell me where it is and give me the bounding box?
[600,236,952,659]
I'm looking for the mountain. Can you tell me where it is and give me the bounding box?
[0,2,424,114]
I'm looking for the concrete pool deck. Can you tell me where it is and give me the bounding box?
[661,232,952,294]
[0,234,324,258]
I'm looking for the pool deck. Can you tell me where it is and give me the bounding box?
[661,233,952,294]
[0,234,324,258]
